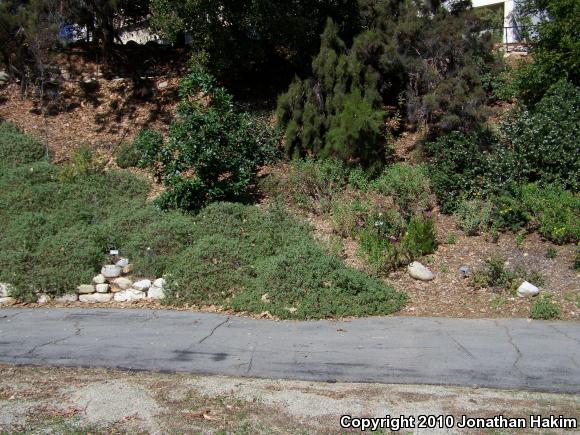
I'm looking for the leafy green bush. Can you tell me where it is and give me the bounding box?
[147,67,280,211]
[455,199,494,236]
[115,141,141,169]
[500,81,579,191]
[371,164,432,217]
[0,121,46,167]
[132,129,164,170]
[530,294,561,320]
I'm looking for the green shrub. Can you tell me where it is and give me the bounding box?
[519,183,579,245]
[530,294,561,320]
[470,256,544,293]
[403,215,437,259]
[500,81,579,191]
[455,199,494,236]
[132,129,164,169]
[331,197,371,238]
[151,67,280,211]
[115,141,142,169]
[371,164,432,217]
[0,121,46,167]
[58,145,104,182]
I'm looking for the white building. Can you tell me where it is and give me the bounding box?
[472,0,517,44]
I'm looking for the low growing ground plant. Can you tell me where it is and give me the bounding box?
[530,294,561,320]
[470,256,544,293]
[0,123,406,318]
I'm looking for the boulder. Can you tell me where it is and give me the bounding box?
[55,294,78,303]
[517,281,540,298]
[112,277,133,290]
[95,284,110,293]
[147,286,165,300]
[114,289,146,302]
[133,279,152,292]
[407,262,434,281]
[79,293,113,303]
[101,265,122,279]
[77,284,95,294]
[93,274,106,285]
[0,297,16,306]
[153,278,166,288]
[115,258,129,267]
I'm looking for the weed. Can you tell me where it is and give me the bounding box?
[455,199,494,236]
[530,294,560,320]
[446,234,457,245]
[545,247,557,259]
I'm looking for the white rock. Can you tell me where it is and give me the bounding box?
[0,297,16,306]
[0,283,9,298]
[113,277,133,290]
[517,281,540,298]
[148,286,165,300]
[115,258,129,267]
[101,265,122,279]
[37,294,51,304]
[132,279,152,292]
[407,262,434,281]
[114,289,146,302]
[77,284,95,294]
[79,293,113,303]
[158,81,168,89]
[153,278,166,288]
[55,294,78,302]
[93,274,106,285]
[95,284,110,293]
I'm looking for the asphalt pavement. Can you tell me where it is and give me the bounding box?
[1,308,579,393]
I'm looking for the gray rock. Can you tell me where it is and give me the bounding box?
[0,71,8,84]
[0,283,9,298]
[114,289,146,302]
[79,293,113,303]
[101,265,122,279]
[0,297,16,306]
[115,258,129,268]
[132,279,152,292]
[459,266,470,279]
[95,284,110,294]
[153,278,166,288]
[37,294,51,304]
[122,264,134,275]
[517,281,540,298]
[157,81,168,89]
[77,284,95,295]
[407,262,434,281]
[93,274,106,285]
[147,286,165,300]
[112,277,133,290]
[55,294,78,303]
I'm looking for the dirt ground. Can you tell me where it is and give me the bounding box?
[0,365,578,434]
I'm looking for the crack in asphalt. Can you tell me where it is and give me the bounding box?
[446,333,476,360]
[199,317,230,344]
[548,325,580,345]
[246,347,256,374]
[497,321,525,378]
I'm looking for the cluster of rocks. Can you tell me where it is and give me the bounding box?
[72,257,166,303]
[0,257,166,305]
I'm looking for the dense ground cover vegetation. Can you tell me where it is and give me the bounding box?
[0,122,405,318]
